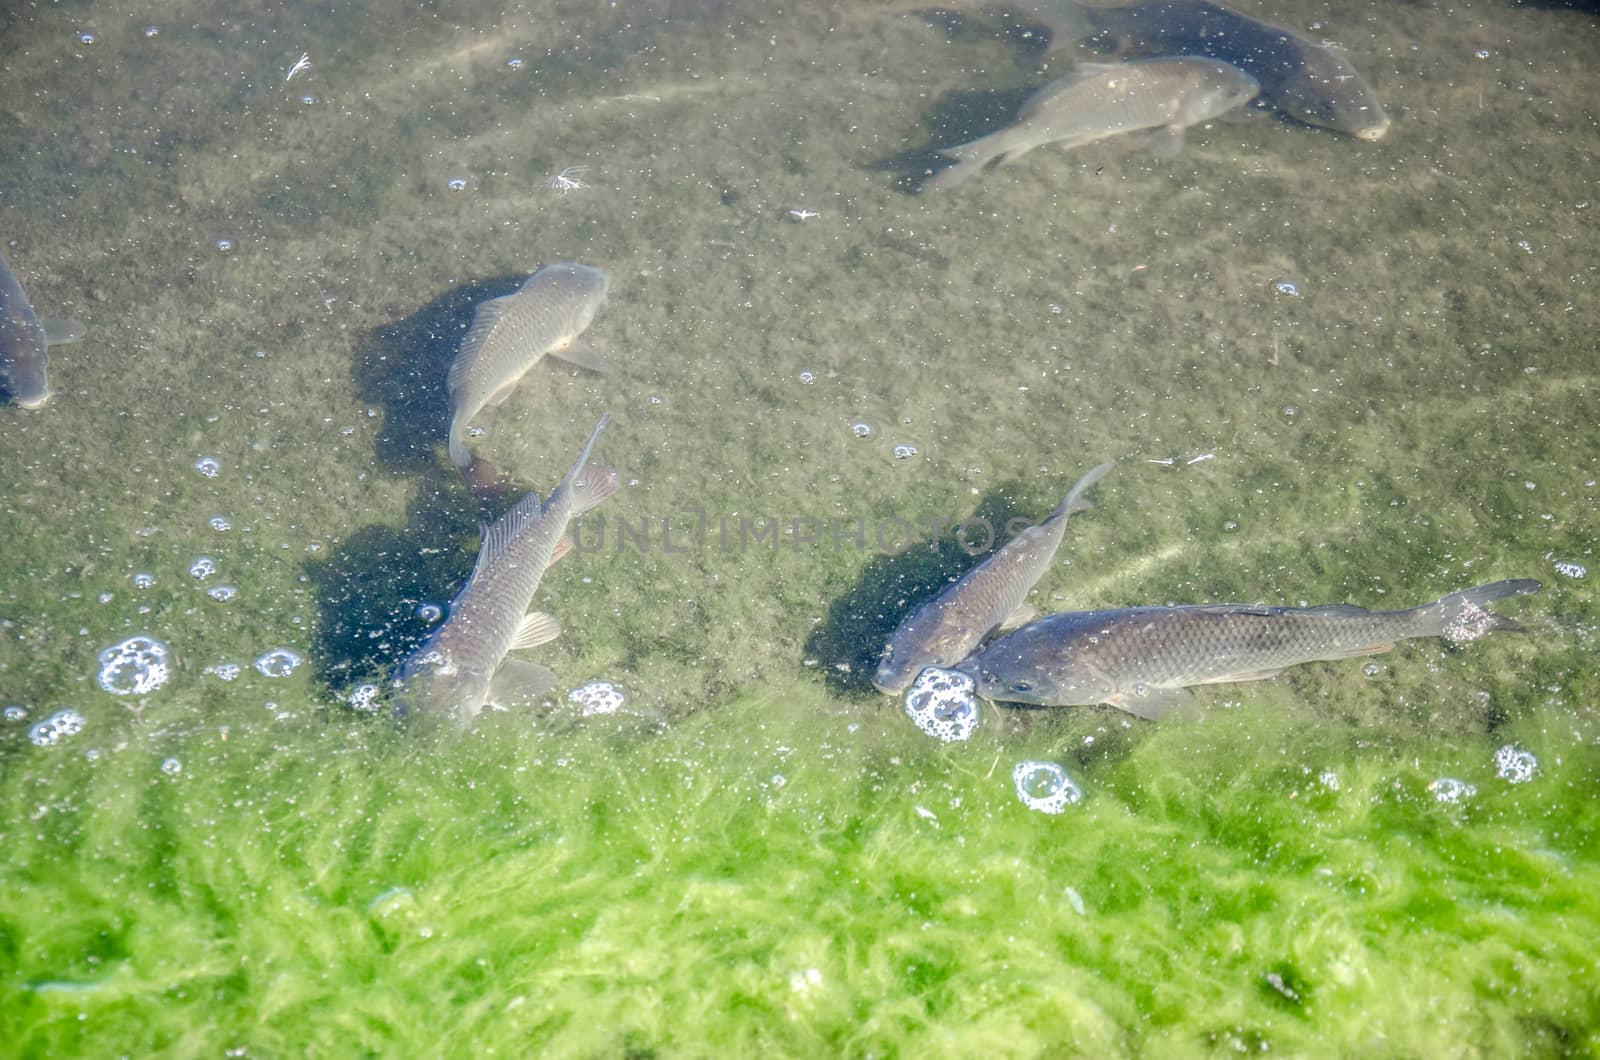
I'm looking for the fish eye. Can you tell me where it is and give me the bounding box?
[1009,680,1034,694]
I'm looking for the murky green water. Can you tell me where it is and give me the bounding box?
[2,1,1596,1054]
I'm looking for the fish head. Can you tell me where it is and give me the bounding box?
[963,661,1054,706]
[1181,60,1261,122]
[392,646,490,720]
[872,620,978,696]
[1275,56,1389,141]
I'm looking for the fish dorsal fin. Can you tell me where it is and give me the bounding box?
[448,294,517,394]
[41,318,87,346]
[510,611,562,650]
[1298,603,1372,617]
[471,491,544,578]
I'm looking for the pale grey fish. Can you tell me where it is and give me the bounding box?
[959,579,1541,719]
[922,57,1258,191]
[873,462,1113,694]
[1016,0,1391,141]
[446,261,610,470]
[394,412,619,724]
[0,250,87,411]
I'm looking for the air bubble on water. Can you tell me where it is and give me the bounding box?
[161,757,182,776]
[98,592,115,604]
[29,709,86,748]
[299,94,317,105]
[254,648,303,678]
[903,667,979,742]
[770,774,786,789]
[850,421,873,439]
[1012,760,1084,814]
[798,371,816,385]
[194,456,221,478]
[447,177,468,192]
[207,585,238,602]
[1362,662,1383,677]
[1222,520,1239,533]
[132,572,155,589]
[1319,770,1340,791]
[78,30,98,45]
[204,662,242,682]
[506,57,525,70]
[568,680,625,716]
[1474,48,1492,59]
[892,443,920,460]
[1493,744,1537,784]
[417,603,444,623]
[189,556,217,580]
[143,25,159,37]
[209,516,232,533]
[4,705,28,722]
[466,425,486,439]
[215,238,235,254]
[1428,777,1476,804]
[1272,279,1302,297]
[97,636,171,696]
[1552,560,1585,579]
[348,683,381,712]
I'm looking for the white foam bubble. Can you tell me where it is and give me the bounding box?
[1428,777,1477,804]
[1012,760,1084,814]
[194,456,221,478]
[204,662,242,682]
[207,585,238,602]
[189,556,217,581]
[96,636,171,696]
[160,757,182,776]
[254,648,303,678]
[3,705,28,722]
[1493,744,1538,784]
[29,708,86,747]
[568,680,625,716]
[903,667,980,742]
[347,683,381,712]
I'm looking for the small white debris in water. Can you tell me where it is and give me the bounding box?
[789,208,819,221]
[788,968,823,993]
[1319,770,1340,791]
[1064,886,1086,916]
[1493,744,1538,784]
[286,52,312,81]
[568,680,625,716]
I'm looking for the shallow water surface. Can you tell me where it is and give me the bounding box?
[1,0,1596,1054]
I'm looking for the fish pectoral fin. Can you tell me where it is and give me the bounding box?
[485,379,521,408]
[41,318,87,346]
[1104,684,1193,721]
[550,536,573,564]
[1145,125,1187,160]
[1193,667,1286,685]
[510,611,563,650]
[1331,643,1393,659]
[999,604,1037,632]
[550,347,608,372]
[486,659,559,709]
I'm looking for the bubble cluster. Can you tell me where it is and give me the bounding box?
[904,667,979,742]
[254,649,303,678]
[568,680,625,716]
[892,443,919,460]
[1442,600,1497,643]
[204,662,242,681]
[29,709,86,748]
[1012,760,1084,814]
[1552,560,1586,579]
[194,456,221,478]
[97,636,171,696]
[189,556,217,581]
[798,371,816,385]
[209,516,232,533]
[4,705,29,722]
[1428,777,1476,804]
[1493,744,1537,784]
[348,683,381,712]
[207,585,238,602]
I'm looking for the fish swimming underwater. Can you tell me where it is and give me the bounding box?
[394,412,619,724]
[446,261,609,470]
[873,463,1112,694]
[922,57,1258,191]
[0,250,87,410]
[1012,0,1391,141]
[959,579,1540,719]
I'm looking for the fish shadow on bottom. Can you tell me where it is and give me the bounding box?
[303,486,510,695]
[352,275,531,474]
[803,486,1035,696]
[872,85,1038,193]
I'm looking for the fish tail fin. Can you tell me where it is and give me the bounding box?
[1055,461,1114,519]
[1417,579,1541,642]
[558,411,618,515]
[448,423,474,471]
[920,132,1012,193]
